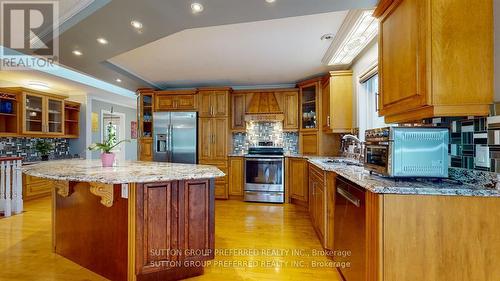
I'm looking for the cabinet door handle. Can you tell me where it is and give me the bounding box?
[210,106,214,116]
[327,116,331,127]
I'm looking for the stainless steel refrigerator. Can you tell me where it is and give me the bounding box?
[153,112,197,164]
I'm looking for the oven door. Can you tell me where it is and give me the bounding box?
[244,157,284,192]
[364,145,389,175]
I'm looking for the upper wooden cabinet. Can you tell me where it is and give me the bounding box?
[155,90,197,111]
[322,71,353,133]
[198,118,228,161]
[64,101,80,138]
[231,93,247,131]
[198,88,230,117]
[374,0,493,123]
[298,80,320,131]
[282,91,299,130]
[23,92,64,135]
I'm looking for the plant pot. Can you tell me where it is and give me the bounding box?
[101,153,115,167]
[41,155,49,161]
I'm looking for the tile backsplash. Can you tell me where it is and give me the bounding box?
[232,121,298,155]
[0,137,72,162]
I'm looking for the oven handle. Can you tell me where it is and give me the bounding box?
[337,187,361,207]
[245,158,284,162]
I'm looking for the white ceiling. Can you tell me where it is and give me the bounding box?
[109,11,348,88]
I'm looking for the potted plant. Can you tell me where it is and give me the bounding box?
[35,140,53,161]
[88,122,129,167]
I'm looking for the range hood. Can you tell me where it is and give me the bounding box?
[245,92,284,122]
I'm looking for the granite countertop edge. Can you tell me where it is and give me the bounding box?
[22,159,226,185]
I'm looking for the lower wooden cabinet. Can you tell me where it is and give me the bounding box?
[23,174,53,200]
[138,138,153,161]
[200,160,228,199]
[287,157,308,205]
[229,157,244,197]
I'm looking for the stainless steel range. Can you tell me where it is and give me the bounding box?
[244,146,285,203]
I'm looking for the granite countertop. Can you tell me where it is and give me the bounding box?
[22,159,225,184]
[307,157,500,197]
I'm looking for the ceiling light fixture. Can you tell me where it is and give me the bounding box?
[131,20,143,29]
[265,0,276,3]
[97,37,108,45]
[116,78,122,83]
[191,3,204,13]
[27,81,50,91]
[72,50,83,56]
[322,9,378,67]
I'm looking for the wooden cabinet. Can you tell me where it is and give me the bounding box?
[308,163,326,243]
[155,90,196,111]
[23,174,53,200]
[139,138,153,161]
[299,132,319,156]
[198,118,228,161]
[282,91,299,130]
[323,71,353,133]
[297,78,338,156]
[229,156,244,197]
[200,160,228,199]
[22,92,64,136]
[64,101,80,138]
[198,88,230,117]
[374,0,493,123]
[231,93,247,131]
[287,157,308,204]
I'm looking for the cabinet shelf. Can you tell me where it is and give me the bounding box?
[27,119,42,123]
[0,112,16,116]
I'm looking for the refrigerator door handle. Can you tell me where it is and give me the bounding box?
[169,124,174,162]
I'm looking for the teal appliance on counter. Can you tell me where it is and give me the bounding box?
[364,127,449,178]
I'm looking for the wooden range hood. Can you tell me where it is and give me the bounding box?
[244,92,284,122]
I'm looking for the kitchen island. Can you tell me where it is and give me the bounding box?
[22,159,225,281]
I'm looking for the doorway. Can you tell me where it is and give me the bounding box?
[101,110,126,163]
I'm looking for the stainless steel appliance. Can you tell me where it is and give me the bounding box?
[153,112,197,164]
[334,176,366,281]
[364,127,449,177]
[244,146,284,203]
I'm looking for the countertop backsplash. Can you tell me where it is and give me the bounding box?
[232,121,299,155]
[0,137,74,162]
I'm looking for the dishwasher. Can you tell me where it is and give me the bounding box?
[334,176,366,281]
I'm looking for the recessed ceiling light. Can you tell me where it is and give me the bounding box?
[131,20,143,29]
[191,3,204,13]
[265,0,276,3]
[27,81,49,91]
[97,37,108,45]
[72,50,82,56]
[116,78,122,83]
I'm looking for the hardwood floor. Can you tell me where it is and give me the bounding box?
[0,197,341,281]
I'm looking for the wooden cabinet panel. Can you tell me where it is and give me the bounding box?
[231,93,246,130]
[198,91,212,117]
[375,0,493,123]
[139,138,153,161]
[229,157,243,196]
[198,118,213,160]
[300,132,318,155]
[378,0,426,115]
[213,118,228,160]
[326,71,353,133]
[200,160,228,200]
[23,174,52,200]
[283,91,299,130]
[288,158,308,203]
[308,164,327,247]
[321,81,331,132]
[213,91,229,117]
[155,95,196,111]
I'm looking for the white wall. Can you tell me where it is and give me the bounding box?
[350,39,378,140]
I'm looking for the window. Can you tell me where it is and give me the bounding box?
[364,74,386,129]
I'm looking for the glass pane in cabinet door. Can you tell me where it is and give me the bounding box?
[48,99,63,133]
[25,95,43,132]
[302,86,317,129]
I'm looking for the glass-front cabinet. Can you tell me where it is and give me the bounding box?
[299,82,319,130]
[23,92,64,135]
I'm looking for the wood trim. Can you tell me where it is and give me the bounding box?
[296,76,325,87]
[155,90,197,96]
[373,0,394,17]
[89,183,115,207]
[196,87,232,92]
[54,180,71,197]
[384,104,490,123]
[233,88,298,94]
[128,183,137,281]
[366,191,382,281]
